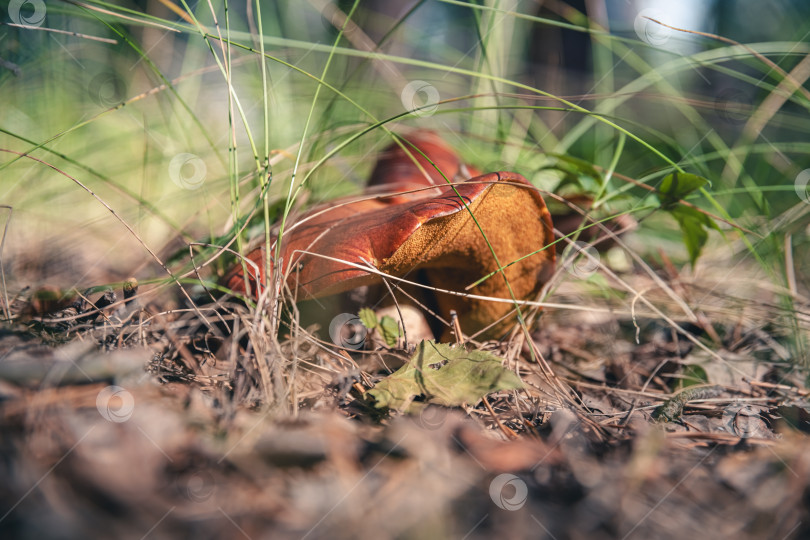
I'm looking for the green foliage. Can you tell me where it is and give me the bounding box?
[358,307,401,347]
[378,316,401,348]
[358,307,377,331]
[675,364,710,391]
[656,173,719,266]
[545,153,603,192]
[657,172,709,209]
[669,205,721,267]
[1,0,807,367]
[367,340,523,413]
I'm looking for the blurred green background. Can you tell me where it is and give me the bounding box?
[1,0,808,310]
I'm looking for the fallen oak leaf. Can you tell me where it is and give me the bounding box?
[367,340,523,413]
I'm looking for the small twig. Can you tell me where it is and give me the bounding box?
[0,206,11,321]
[748,379,809,397]
[643,16,810,103]
[665,431,778,446]
[482,396,518,439]
[785,234,797,298]
[64,0,181,32]
[2,22,118,44]
[450,310,464,346]
[0,56,20,76]
[151,311,200,374]
[364,256,409,348]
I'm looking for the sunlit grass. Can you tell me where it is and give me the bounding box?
[1,0,808,375]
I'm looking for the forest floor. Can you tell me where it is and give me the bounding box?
[1,249,809,540]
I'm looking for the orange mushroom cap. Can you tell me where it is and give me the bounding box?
[223,134,556,337]
[367,130,480,193]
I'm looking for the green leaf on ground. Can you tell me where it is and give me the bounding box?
[378,315,401,347]
[357,308,401,347]
[358,307,378,330]
[367,340,523,413]
[675,364,710,391]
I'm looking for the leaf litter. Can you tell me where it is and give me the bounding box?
[1,248,809,540]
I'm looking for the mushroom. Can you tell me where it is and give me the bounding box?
[224,133,556,339]
[366,130,481,194]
